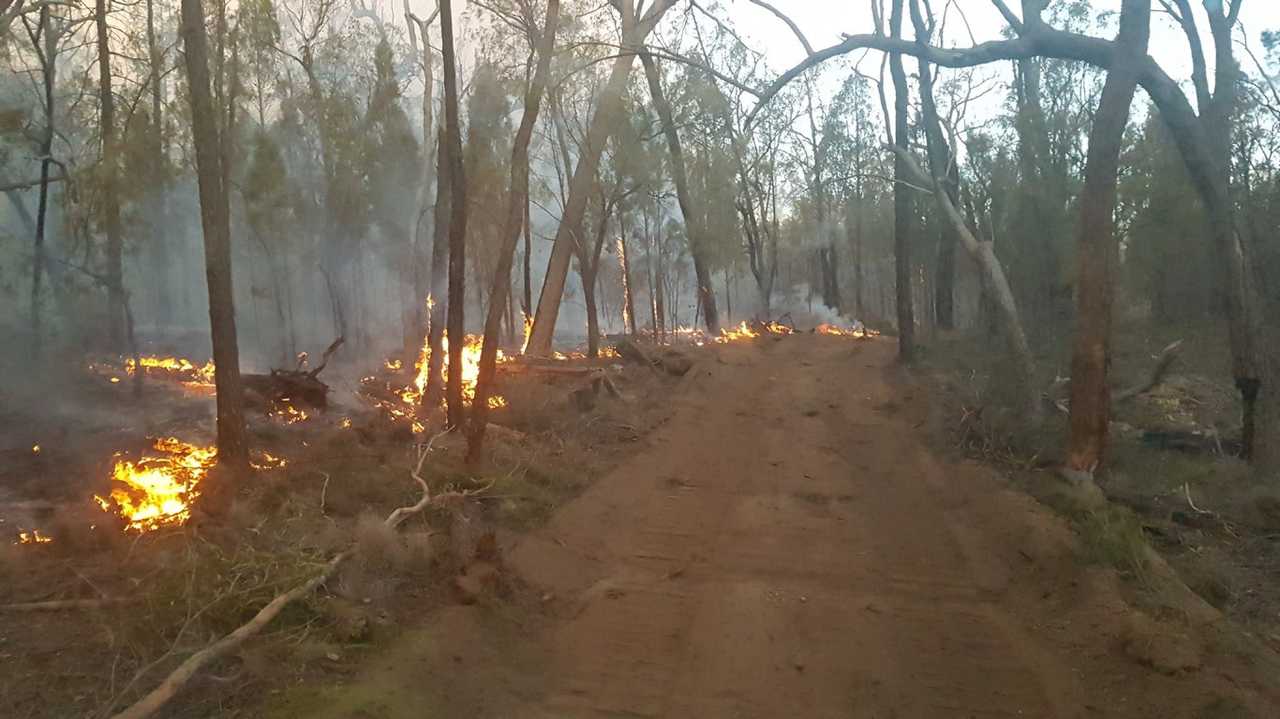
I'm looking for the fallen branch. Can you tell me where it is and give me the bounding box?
[110,433,470,719]
[1114,340,1183,402]
[1048,339,1184,409]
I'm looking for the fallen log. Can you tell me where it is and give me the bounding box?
[243,337,344,410]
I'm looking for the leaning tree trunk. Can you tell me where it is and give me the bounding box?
[639,51,719,335]
[466,0,561,463]
[889,0,915,361]
[525,1,674,355]
[1065,0,1149,477]
[180,0,248,473]
[908,0,1038,420]
[439,0,467,428]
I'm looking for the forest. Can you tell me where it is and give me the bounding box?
[3,0,1280,717]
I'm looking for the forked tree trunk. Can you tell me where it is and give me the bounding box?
[466,0,560,463]
[180,0,248,472]
[1065,0,1149,476]
[889,0,915,361]
[639,51,720,335]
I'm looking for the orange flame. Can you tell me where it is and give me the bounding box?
[98,439,286,531]
[402,331,506,409]
[125,355,217,388]
[269,399,310,425]
[816,323,876,338]
[16,529,52,545]
[716,321,761,343]
[98,438,216,531]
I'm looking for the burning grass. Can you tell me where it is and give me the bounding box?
[94,438,289,532]
[96,438,218,531]
[88,354,218,393]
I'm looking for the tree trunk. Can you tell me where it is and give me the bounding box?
[1065,0,1149,476]
[30,7,55,355]
[406,4,435,361]
[465,0,560,462]
[145,0,172,329]
[423,129,451,409]
[889,0,915,361]
[180,0,249,472]
[933,161,959,330]
[523,197,532,317]
[439,0,467,428]
[525,1,673,355]
[619,216,637,336]
[97,0,126,352]
[639,51,719,334]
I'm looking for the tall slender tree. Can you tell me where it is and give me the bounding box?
[180,0,249,472]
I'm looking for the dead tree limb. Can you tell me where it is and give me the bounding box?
[109,433,467,719]
[1114,340,1183,403]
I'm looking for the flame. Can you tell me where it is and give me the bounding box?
[340,417,353,429]
[269,399,309,424]
[110,377,121,384]
[31,444,40,454]
[385,359,403,371]
[126,355,217,387]
[403,331,505,408]
[98,438,216,531]
[521,313,533,354]
[252,452,288,470]
[16,529,52,544]
[716,321,761,343]
[816,322,875,338]
[715,321,792,343]
[97,438,285,531]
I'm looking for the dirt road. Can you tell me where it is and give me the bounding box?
[276,335,1276,718]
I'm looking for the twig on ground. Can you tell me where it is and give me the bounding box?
[107,431,476,719]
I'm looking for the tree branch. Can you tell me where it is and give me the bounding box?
[745,0,814,55]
